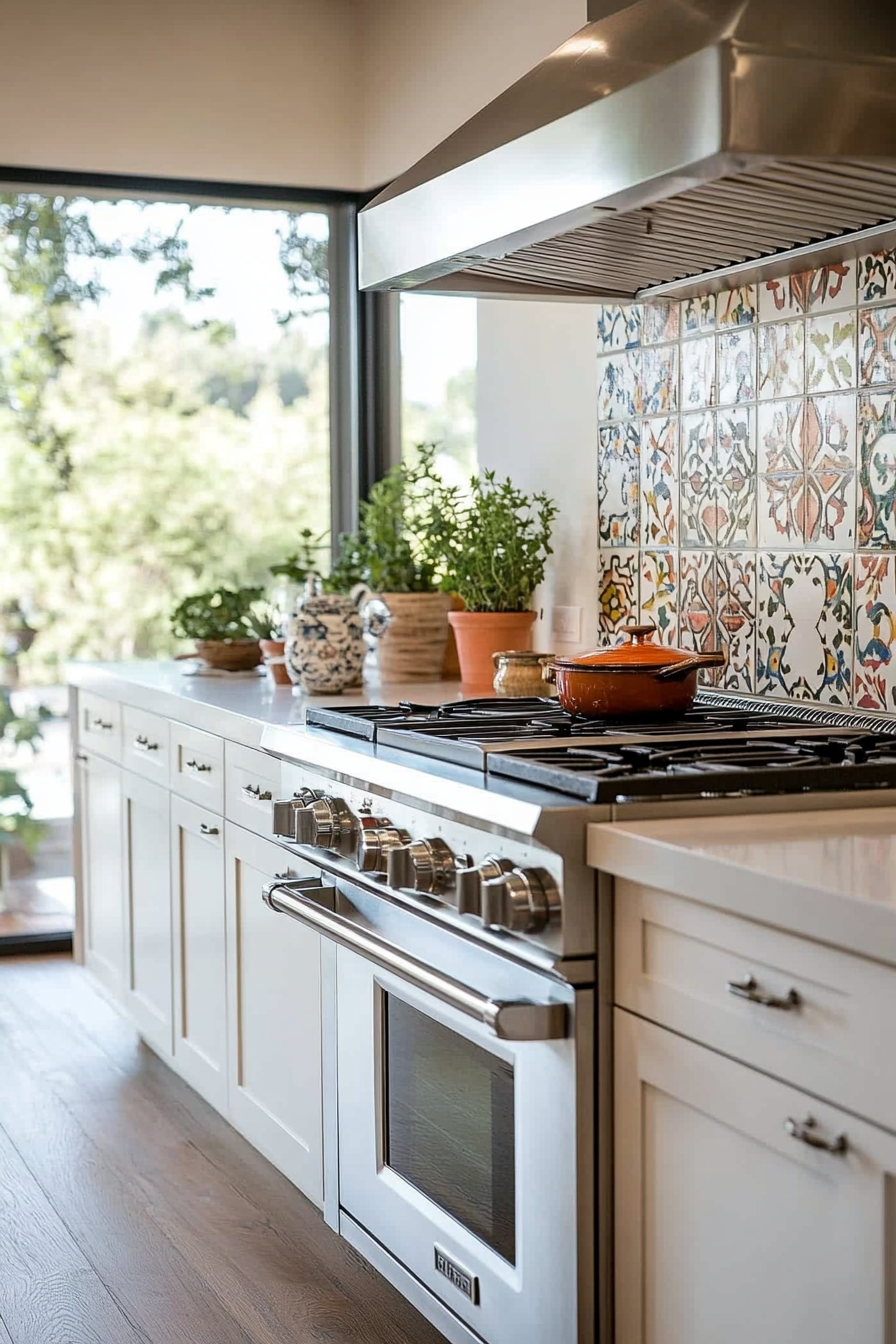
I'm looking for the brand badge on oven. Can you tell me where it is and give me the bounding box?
[434,1245,479,1304]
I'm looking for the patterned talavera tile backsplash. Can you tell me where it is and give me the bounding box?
[596,251,896,711]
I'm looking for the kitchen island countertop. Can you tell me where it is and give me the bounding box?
[589,807,896,968]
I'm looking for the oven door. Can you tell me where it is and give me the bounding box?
[336,939,580,1344]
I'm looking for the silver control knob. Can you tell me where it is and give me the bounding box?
[357,818,411,872]
[453,854,514,917]
[386,837,457,895]
[481,866,561,934]
[272,789,324,840]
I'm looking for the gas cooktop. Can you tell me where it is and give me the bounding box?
[305,694,896,802]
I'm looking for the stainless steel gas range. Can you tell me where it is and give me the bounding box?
[259,692,896,1344]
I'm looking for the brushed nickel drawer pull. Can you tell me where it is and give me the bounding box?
[91,717,114,731]
[134,735,160,752]
[242,784,273,801]
[199,823,219,836]
[727,973,801,1011]
[186,759,212,773]
[784,1114,847,1155]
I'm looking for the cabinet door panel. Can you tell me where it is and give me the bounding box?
[615,1009,896,1344]
[171,795,227,1111]
[225,823,323,1206]
[80,752,124,999]
[122,770,172,1055]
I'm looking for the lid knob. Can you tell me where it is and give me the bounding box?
[622,622,657,646]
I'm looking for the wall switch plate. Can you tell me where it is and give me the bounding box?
[551,606,582,641]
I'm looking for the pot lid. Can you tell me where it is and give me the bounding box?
[552,623,694,670]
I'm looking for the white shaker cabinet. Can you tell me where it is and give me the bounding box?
[614,1008,896,1344]
[170,794,228,1111]
[121,769,172,1056]
[224,823,324,1207]
[77,750,125,1000]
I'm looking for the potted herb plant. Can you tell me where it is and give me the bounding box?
[170,586,271,671]
[355,445,458,682]
[443,471,558,686]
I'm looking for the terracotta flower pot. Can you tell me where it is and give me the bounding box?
[370,591,452,681]
[259,638,292,686]
[447,610,538,689]
[195,639,262,672]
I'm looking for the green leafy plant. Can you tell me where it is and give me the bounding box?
[170,586,271,643]
[322,532,367,594]
[443,471,558,612]
[355,444,461,593]
[269,528,328,586]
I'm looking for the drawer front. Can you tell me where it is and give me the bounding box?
[615,878,896,1132]
[77,691,122,762]
[169,723,224,812]
[224,742,280,839]
[122,706,170,782]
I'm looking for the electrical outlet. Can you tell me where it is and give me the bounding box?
[551,606,582,641]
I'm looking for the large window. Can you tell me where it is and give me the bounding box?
[399,293,476,483]
[0,189,334,679]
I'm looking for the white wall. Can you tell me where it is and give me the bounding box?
[0,0,361,189]
[477,300,598,653]
[359,0,587,187]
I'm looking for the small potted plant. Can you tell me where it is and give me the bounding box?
[170,587,271,671]
[443,471,558,686]
[267,530,330,684]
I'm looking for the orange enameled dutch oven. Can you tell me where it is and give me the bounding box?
[543,623,726,718]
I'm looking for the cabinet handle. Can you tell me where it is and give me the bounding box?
[199,823,220,837]
[784,1114,847,1155]
[91,717,114,731]
[186,759,212,773]
[274,870,293,879]
[242,784,273,801]
[75,752,88,763]
[727,974,801,1011]
[134,735,160,752]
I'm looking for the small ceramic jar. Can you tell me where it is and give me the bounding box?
[492,649,557,698]
[285,577,369,694]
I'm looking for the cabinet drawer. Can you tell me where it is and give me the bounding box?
[224,743,280,839]
[122,706,169,782]
[169,723,224,812]
[77,691,122,762]
[615,879,896,1132]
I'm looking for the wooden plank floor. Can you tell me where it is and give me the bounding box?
[0,955,446,1344]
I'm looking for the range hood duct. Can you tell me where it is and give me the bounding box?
[358,0,896,301]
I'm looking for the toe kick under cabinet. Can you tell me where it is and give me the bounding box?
[612,877,896,1344]
[73,692,324,1209]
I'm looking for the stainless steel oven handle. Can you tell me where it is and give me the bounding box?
[262,879,567,1042]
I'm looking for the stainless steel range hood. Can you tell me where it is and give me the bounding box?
[358,0,896,302]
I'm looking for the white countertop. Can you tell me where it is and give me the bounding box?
[589,808,896,967]
[67,660,472,749]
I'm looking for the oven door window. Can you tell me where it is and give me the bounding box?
[384,993,516,1264]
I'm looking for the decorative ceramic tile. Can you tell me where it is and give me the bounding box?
[859,305,896,386]
[597,350,641,423]
[640,417,678,547]
[803,394,856,472]
[597,549,639,640]
[639,550,678,644]
[680,411,716,546]
[757,398,803,474]
[756,552,853,705]
[854,554,896,710]
[758,320,805,400]
[715,406,756,546]
[640,343,679,416]
[717,326,756,405]
[858,392,896,548]
[642,301,679,346]
[716,285,757,328]
[681,294,716,335]
[596,304,642,354]
[716,552,756,692]
[598,422,640,546]
[806,312,857,393]
[759,472,803,547]
[802,468,855,548]
[858,250,896,304]
[759,265,854,321]
[681,335,715,409]
[679,551,718,653]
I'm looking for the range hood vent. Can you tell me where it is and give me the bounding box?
[359,0,896,301]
